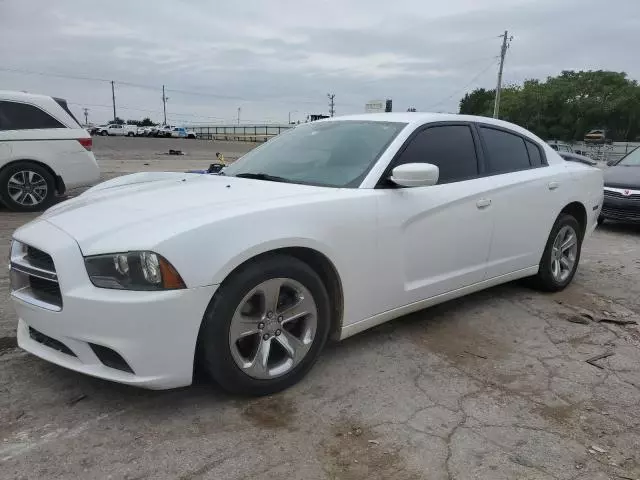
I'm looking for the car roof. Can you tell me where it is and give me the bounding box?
[321,112,543,142]
[0,90,56,102]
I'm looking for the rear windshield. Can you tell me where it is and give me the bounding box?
[54,98,81,126]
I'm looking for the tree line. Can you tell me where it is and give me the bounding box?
[111,117,157,126]
[459,70,640,142]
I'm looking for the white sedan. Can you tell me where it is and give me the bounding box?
[9,113,603,395]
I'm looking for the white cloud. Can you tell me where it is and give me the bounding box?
[1,0,638,124]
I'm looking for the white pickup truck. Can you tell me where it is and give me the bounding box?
[95,124,138,137]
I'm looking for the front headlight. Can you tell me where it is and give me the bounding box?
[85,251,185,290]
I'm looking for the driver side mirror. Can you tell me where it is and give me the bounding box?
[390,163,439,187]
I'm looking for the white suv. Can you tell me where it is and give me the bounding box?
[0,91,100,211]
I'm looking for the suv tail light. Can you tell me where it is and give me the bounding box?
[77,138,92,151]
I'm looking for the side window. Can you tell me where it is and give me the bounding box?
[394,125,479,184]
[0,101,66,130]
[480,127,531,174]
[526,140,544,167]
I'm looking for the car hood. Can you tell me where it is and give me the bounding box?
[38,172,331,251]
[603,165,640,188]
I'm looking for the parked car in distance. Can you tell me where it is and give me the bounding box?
[0,90,100,211]
[137,126,154,136]
[170,127,197,139]
[600,146,640,224]
[584,129,613,145]
[10,113,603,395]
[547,141,597,166]
[95,124,137,137]
[155,125,175,137]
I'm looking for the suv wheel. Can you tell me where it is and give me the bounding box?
[198,254,330,395]
[0,161,56,212]
[101,130,108,136]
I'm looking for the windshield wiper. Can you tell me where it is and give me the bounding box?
[234,172,292,183]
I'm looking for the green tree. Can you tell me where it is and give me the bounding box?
[458,70,640,141]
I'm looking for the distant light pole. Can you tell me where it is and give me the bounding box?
[83,107,89,125]
[237,107,241,125]
[288,110,298,124]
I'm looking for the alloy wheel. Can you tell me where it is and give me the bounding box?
[7,170,48,207]
[550,225,578,282]
[228,277,318,379]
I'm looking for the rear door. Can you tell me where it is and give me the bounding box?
[476,124,563,279]
[374,123,495,310]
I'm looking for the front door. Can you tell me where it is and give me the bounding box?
[374,124,495,311]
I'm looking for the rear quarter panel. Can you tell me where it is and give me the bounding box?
[564,161,604,237]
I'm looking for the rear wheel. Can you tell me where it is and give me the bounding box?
[531,213,582,292]
[0,161,56,212]
[127,132,135,137]
[198,255,330,395]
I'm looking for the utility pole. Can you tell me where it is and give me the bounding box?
[237,107,241,125]
[111,80,117,122]
[162,85,168,125]
[83,107,89,125]
[288,110,298,124]
[493,30,512,119]
[327,93,335,117]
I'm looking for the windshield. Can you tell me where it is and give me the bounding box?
[618,147,640,166]
[223,120,406,187]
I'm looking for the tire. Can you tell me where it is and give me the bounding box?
[597,215,606,226]
[531,213,582,292]
[197,254,331,396]
[101,130,108,136]
[0,161,57,212]
[127,132,134,137]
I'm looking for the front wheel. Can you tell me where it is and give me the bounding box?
[127,132,135,137]
[597,215,606,226]
[531,213,582,292]
[0,161,56,212]
[101,130,108,136]
[197,255,331,395]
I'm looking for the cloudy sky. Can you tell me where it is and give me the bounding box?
[1,0,638,125]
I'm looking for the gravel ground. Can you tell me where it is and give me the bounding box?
[0,139,639,479]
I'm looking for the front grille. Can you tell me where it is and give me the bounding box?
[601,205,640,222]
[604,190,640,201]
[10,242,62,310]
[26,246,56,271]
[29,276,63,305]
[29,327,76,357]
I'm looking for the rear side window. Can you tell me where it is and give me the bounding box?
[526,141,544,167]
[0,101,66,130]
[480,127,531,174]
[394,125,479,184]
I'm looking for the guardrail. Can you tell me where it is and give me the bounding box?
[191,125,292,142]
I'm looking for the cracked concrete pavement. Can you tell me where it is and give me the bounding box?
[1,138,639,479]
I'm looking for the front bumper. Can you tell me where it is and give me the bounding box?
[11,219,217,389]
[602,194,640,223]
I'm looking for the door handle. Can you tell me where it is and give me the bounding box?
[548,181,560,190]
[476,198,491,209]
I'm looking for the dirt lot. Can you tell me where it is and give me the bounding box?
[1,138,639,479]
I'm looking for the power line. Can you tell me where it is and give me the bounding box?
[0,66,340,109]
[426,58,498,110]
